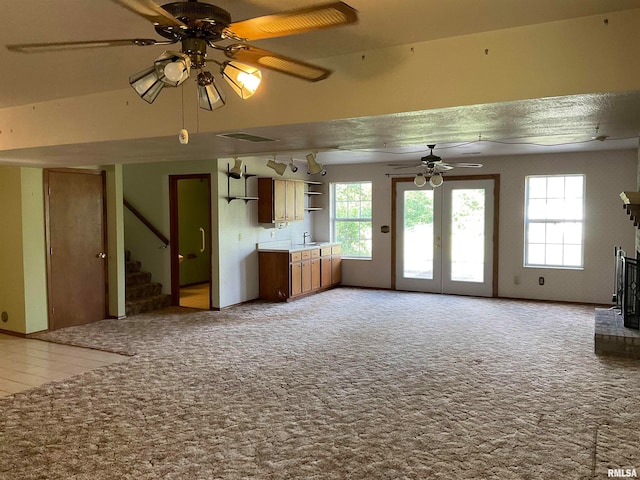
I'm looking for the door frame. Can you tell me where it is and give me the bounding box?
[43,168,109,329]
[391,174,500,296]
[169,173,213,309]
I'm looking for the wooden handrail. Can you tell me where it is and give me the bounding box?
[124,198,169,247]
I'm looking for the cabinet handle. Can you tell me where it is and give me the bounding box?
[200,227,205,253]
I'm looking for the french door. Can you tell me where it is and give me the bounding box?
[395,177,496,297]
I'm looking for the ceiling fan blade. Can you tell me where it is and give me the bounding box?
[224,44,331,82]
[225,2,358,41]
[112,0,187,28]
[448,162,484,168]
[390,165,419,169]
[6,38,169,54]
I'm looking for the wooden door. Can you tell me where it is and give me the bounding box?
[45,169,107,330]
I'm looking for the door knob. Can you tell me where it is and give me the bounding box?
[97,252,107,259]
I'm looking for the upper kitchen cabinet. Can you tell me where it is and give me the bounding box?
[258,178,305,223]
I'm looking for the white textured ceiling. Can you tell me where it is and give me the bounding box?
[1,0,640,166]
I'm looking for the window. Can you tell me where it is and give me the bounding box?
[331,182,372,258]
[524,174,585,268]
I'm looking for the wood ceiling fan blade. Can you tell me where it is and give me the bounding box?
[6,38,167,54]
[225,2,358,41]
[112,0,187,28]
[225,44,331,82]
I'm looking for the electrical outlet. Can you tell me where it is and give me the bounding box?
[538,276,545,286]
[270,231,276,238]
[238,233,243,241]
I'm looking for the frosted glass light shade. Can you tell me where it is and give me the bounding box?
[414,173,427,187]
[222,62,262,99]
[197,72,226,111]
[429,173,444,188]
[129,65,165,104]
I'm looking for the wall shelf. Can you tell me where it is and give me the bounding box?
[305,180,324,212]
[227,164,258,204]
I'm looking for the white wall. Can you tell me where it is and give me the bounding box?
[315,149,638,304]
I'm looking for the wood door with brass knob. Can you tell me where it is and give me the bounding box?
[45,169,108,330]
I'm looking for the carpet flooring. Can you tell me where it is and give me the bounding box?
[2,288,639,479]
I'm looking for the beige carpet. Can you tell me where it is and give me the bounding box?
[2,288,639,479]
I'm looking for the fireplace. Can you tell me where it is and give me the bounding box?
[619,249,640,329]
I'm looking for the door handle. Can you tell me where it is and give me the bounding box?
[199,227,205,253]
[97,252,107,259]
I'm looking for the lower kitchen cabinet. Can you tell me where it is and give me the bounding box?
[259,244,341,302]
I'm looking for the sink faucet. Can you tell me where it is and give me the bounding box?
[303,232,312,245]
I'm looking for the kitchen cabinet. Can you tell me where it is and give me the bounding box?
[258,244,340,301]
[258,178,304,223]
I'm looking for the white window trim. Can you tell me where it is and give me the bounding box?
[524,174,585,270]
[331,182,373,259]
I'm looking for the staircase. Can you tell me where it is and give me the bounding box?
[125,250,171,316]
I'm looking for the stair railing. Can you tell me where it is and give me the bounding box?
[123,198,169,248]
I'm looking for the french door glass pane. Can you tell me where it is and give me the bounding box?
[450,189,485,282]
[403,190,434,279]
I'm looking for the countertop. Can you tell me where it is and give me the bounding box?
[257,241,339,253]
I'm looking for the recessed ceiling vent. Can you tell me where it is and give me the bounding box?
[217,132,278,143]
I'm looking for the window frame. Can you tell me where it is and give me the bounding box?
[524,174,585,270]
[330,181,373,259]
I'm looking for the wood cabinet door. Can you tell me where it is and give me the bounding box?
[291,261,302,296]
[294,181,305,221]
[274,179,287,222]
[284,181,295,220]
[301,260,312,293]
[311,258,321,289]
[321,257,332,287]
[331,255,342,285]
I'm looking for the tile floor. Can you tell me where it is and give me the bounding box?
[0,333,129,397]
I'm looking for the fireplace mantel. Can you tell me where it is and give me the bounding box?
[621,192,640,227]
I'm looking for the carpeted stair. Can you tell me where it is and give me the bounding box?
[125,250,171,316]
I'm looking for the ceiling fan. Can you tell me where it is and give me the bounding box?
[389,145,483,187]
[6,0,358,110]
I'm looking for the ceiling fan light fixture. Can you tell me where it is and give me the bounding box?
[429,173,444,188]
[154,51,191,87]
[197,71,226,111]
[129,65,165,104]
[306,152,325,175]
[222,62,262,99]
[414,173,427,187]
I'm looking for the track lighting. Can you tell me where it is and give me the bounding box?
[288,159,299,173]
[306,152,326,175]
[267,157,287,176]
[229,158,243,179]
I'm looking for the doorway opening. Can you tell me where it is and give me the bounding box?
[169,174,212,310]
